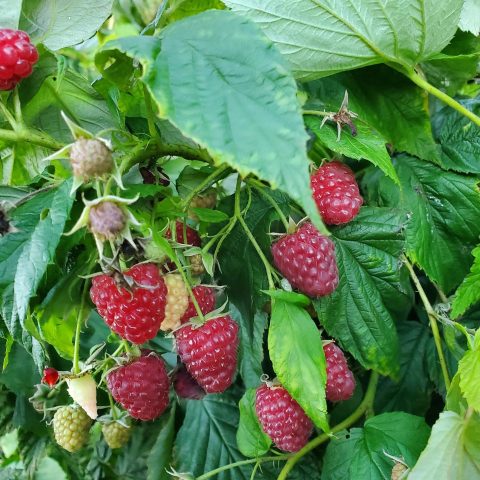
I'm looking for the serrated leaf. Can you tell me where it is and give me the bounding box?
[96,10,326,232]
[409,411,480,479]
[459,0,480,36]
[147,407,176,480]
[458,331,480,412]
[269,300,328,431]
[19,0,114,51]
[237,389,271,458]
[452,245,480,318]
[314,207,409,376]
[163,0,224,24]
[322,413,430,480]
[0,0,22,29]
[225,0,463,81]
[0,143,49,185]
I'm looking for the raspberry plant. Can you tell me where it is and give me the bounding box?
[0,1,479,479]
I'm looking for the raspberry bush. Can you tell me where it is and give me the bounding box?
[0,1,479,479]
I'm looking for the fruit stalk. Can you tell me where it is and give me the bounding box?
[73,280,89,375]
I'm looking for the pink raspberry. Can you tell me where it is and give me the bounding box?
[180,285,216,324]
[324,342,356,402]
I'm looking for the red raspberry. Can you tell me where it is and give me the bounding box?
[173,365,206,400]
[0,29,38,90]
[180,285,216,324]
[271,222,338,298]
[90,263,167,344]
[175,316,239,393]
[255,383,313,452]
[323,342,356,402]
[42,367,59,387]
[166,221,201,247]
[107,352,170,421]
[310,161,363,225]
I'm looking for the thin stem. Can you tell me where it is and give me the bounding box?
[277,371,379,480]
[406,71,480,127]
[0,127,64,150]
[235,176,275,290]
[0,102,17,129]
[303,109,331,117]
[122,340,131,355]
[13,88,23,127]
[73,280,89,374]
[403,257,451,389]
[143,85,159,140]
[184,164,229,209]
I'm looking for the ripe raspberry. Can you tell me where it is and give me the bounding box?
[70,138,113,180]
[173,365,206,400]
[102,421,132,449]
[0,29,38,90]
[255,384,313,452]
[42,367,59,387]
[180,285,216,324]
[323,342,356,402]
[188,190,217,221]
[107,352,170,421]
[160,274,189,331]
[188,254,205,276]
[310,161,363,225]
[90,263,167,344]
[175,316,239,393]
[271,222,338,298]
[88,201,126,240]
[53,406,92,452]
[166,221,201,247]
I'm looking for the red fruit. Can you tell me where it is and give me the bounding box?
[180,286,216,324]
[310,161,363,225]
[42,367,59,387]
[166,222,201,247]
[323,342,356,402]
[107,352,170,421]
[173,365,206,400]
[175,316,239,393]
[90,263,167,344]
[271,222,338,298]
[0,29,38,90]
[255,384,313,452]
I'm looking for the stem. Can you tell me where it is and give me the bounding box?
[184,164,229,209]
[13,88,23,127]
[406,71,480,127]
[303,109,331,117]
[403,257,451,389]
[0,102,17,129]
[277,371,379,480]
[0,127,64,150]
[73,280,89,374]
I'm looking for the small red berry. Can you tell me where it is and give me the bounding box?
[323,342,356,402]
[173,365,206,400]
[42,367,59,387]
[175,315,239,393]
[271,222,338,297]
[310,161,363,225]
[0,29,38,90]
[166,221,201,247]
[180,285,216,324]
[255,383,313,452]
[107,351,170,421]
[90,263,168,344]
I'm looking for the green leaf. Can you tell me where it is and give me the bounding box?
[305,116,398,184]
[0,0,22,29]
[96,10,326,232]
[34,457,67,480]
[452,245,480,318]
[225,0,463,81]
[147,408,176,480]
[0,186,31,203]
[0,181,74,340]
[460,0,480,36]
[237,389,271,458]
[322,412,430,480]
[262,290,310,307]
[163,0,224,24]
[19,0,114,50]
[408,411,480,479]
[366,155,480,292]
[314,207,409,376]
[190,208,229,223]
[269,299,328,431]
[0,143,49,185]
[458,331,480,412]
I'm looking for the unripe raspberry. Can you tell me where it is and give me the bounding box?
[102,421,132,449]
[188,254,205,276]
[188,190,217,221]
[53,406,92,452]
[160,274,189,331]
[391,462,408,480]
[323,342,356,402]
[88,201,126,240]
[70,138,113,180]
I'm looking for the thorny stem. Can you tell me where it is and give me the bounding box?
[183,164,229,210]
[277,371,379,480]
[73,280,89,375]
[403,257,451,390]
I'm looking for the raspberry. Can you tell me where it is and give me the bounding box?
[0,29,38,90]
[188,254,205,276]
[166,221,201,247]
[271,222,338,297]
[70,138,113,180]
[175,315,239,393]
[41,367,59,387]
[188,190,217,221]
[88,201,126,240]
[53,406,92,452]
[391,462,408,480]
[90,263,167,344]
[173,365,206,400]
[310,161,363,225]
[160,274,189,331]
[102,421,132,449]
[107,352,170,421]
[180,285,216,324]
[323,342,356,402]
[255,384,313,452]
